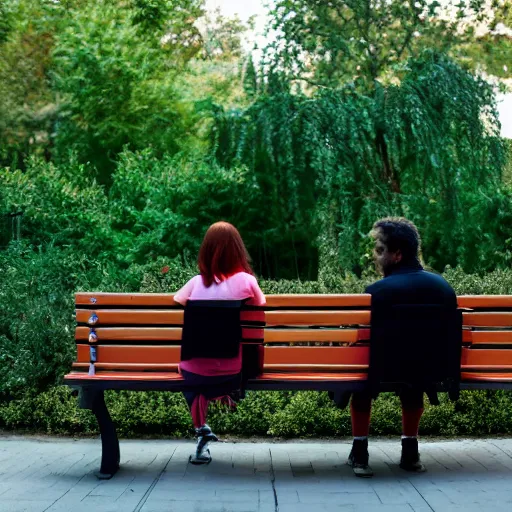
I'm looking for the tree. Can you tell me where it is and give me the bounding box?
[264,0,510,90]
[0,0,13,44]
[462,0,512,79]
[50,0,204,182]
[212,51,508,274]
[243,54,259,98]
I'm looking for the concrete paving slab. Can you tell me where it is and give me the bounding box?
[0,436,511,511]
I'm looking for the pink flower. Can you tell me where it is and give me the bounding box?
[161,266,170,274]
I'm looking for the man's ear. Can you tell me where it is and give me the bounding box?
[394,250,402,264]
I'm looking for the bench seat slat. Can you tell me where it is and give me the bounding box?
[64,371,368,383]
[72,362,179,371]
[264,364,367,371]
[461,372,512,381]
[65,370,512,384]
[72,362,368,372]
[65,371,183,381]
[72,362,512,373]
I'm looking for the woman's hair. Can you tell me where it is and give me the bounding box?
[198,221,253,287]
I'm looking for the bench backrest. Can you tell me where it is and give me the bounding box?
[73,293,512,381]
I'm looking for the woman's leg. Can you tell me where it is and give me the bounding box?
[190,395,209,429]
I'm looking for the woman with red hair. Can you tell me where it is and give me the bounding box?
[174,221,266,463]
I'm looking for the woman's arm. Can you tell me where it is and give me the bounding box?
[174,276,198,305]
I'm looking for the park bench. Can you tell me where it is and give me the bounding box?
[64,292,512,478]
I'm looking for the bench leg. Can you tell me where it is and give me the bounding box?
[81,389,120,479]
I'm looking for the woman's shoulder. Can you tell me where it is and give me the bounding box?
[229,271,258,284]
[183,274,203,287]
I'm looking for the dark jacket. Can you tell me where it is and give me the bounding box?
[366,262,461,404]
[365,262,456,309]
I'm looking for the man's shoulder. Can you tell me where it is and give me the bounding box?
[366,269,455,298]
[365,280,382,294]
[418,269,455,289]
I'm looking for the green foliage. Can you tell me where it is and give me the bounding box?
[0,150,265,269]
[0,245,76,397]
[109,149,263,266]
[0,0,511,441]
[0,1,13,45]
[0,0,57,169]
[266,0,511,89]
[2,263,512,435]
[131,0,203,36]
[51,1,199,181]
[0,156,110,255]
[4,387,512,438]
[214,51,508,274]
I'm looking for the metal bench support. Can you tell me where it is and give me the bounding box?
[80,388,120,479]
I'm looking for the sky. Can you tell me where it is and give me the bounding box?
[205,0,512,138]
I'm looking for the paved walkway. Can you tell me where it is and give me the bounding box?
[0,436,512,512]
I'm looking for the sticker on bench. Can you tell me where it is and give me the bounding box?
[88,313,99,326]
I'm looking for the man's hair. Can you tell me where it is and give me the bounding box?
[371,217,421,263]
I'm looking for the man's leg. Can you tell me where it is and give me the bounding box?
[399,389,426,472]
[347,392,374,477]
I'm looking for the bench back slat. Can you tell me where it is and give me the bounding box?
[67,293,512,385]
[75,293,373,308]
[76,327,361,344]
[462,312,512,327]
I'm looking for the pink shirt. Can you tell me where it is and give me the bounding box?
[174,272,266,376]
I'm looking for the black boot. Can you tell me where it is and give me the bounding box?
[189,424,218,465]
[347,439,374,477]
[399,437,426,472]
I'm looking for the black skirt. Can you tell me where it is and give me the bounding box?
[181,369,241,408]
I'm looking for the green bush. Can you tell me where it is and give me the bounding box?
[3,387,512,438]
[0,244,76,398]
[3,243,512,437]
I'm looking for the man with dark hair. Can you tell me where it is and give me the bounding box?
[347,217,458,477]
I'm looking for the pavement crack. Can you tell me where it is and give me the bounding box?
[132,446,177,512]
[42,473,87,512]
[490,441,512,459]
[406,479,435,512]
[268,448,279,512]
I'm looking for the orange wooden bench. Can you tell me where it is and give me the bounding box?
[64,293,512,478]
